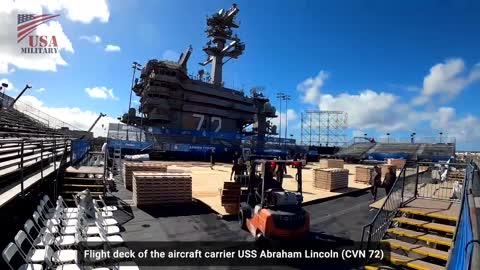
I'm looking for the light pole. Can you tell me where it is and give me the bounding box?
[127,61,142,141]
[283,94,291,150]
[276,92,285,146]
[439,132,443,143]
[386,133,390,143]
[411,132,416,143]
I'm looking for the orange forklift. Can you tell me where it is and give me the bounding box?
[238,159,310,242]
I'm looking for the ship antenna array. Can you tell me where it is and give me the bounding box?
[199,4,245,86]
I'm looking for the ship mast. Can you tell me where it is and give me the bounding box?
[200,4,245,86]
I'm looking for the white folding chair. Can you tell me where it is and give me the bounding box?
[98,195,118,212]
[33,210,62,234]
[96,221,123,245]
[44,245,85,270]
[57,196,79,214]
[93,200,113,217]
[2,242,43,270]
[41,195,56,214]
[13,230,48,264]
[23,220,54,248]
[94,211,118,226]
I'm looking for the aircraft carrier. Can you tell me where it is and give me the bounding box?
[116,4,283,160]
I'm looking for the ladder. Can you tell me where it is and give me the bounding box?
[113,148,122,175]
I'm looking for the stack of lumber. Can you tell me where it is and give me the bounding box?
[313,168,349,191]
[355,165,373,184]
[318,159,344,169]
[221,182,241,214]
[448,171,465,182]
[132,172,192,206]
[123,162,167,190]
[379,164,397,177]
[387,159,406,168]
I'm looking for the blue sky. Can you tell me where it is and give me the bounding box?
[1,0,480,150]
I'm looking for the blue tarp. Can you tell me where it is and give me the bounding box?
[71,139,90,164]
[447,164,474,270]
[107,139,153,150]
[367,153,410,161]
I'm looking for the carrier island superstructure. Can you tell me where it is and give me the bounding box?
[118,4,282,159]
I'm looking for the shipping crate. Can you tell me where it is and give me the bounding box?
[355,165,373,184]
[387,159,406,169]
[313,168,349,191]
[132,172,192,206]
[318,159,345,169]
[123,162,167,190]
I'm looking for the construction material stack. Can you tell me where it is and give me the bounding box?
[319,159,344,169]
[123,162,167,190]
[355,165,373,184]
[221,182,242,214]
[448,171,465,182]
[387,158,406,169]
[313,168,349,191]
[132,172,192,206]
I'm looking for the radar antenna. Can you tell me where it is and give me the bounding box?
[200,4,245,86]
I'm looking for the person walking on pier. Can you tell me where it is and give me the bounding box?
[370,165,381,201]
[383,167,397,195]
[230,158,247,182]
[210,149,216,169]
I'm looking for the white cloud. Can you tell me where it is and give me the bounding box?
[80,35,101,44]
[162,50,180,61]
[297,71,329,104]
[104,45,121,52]
[413,58,480,105]
[319,89,408,131]
[271,109,298,129]
[85,86,118,100]
[430,107,480,144]
[39,0,110,23]
[18,95,117,137]
[36,87,46,92]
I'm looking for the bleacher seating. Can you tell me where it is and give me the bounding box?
[372,143,420,155]
[418,143,455,161]
[0,107,65,139]
[0,106,73,208]
[335,143,376,159]
[336,141,455,162]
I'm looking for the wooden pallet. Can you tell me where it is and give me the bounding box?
[221,182,241,214]
[355,165,373,184]
[123,162,167,190]
[313,168,349,191]
[387,158,406,168]
[318,159,344,169]
[132,172,192,206]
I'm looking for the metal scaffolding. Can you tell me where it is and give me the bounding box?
[300,110,348,146]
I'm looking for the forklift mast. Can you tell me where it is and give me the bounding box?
[246,160,302,207]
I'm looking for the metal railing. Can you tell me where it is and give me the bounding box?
[1,92,79,131]
[415,162,467,201]
[446,161,478,270]
[361,160,475,265]
[360,167,408,251]
[0,138,70,199]
[376,136,456,144]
